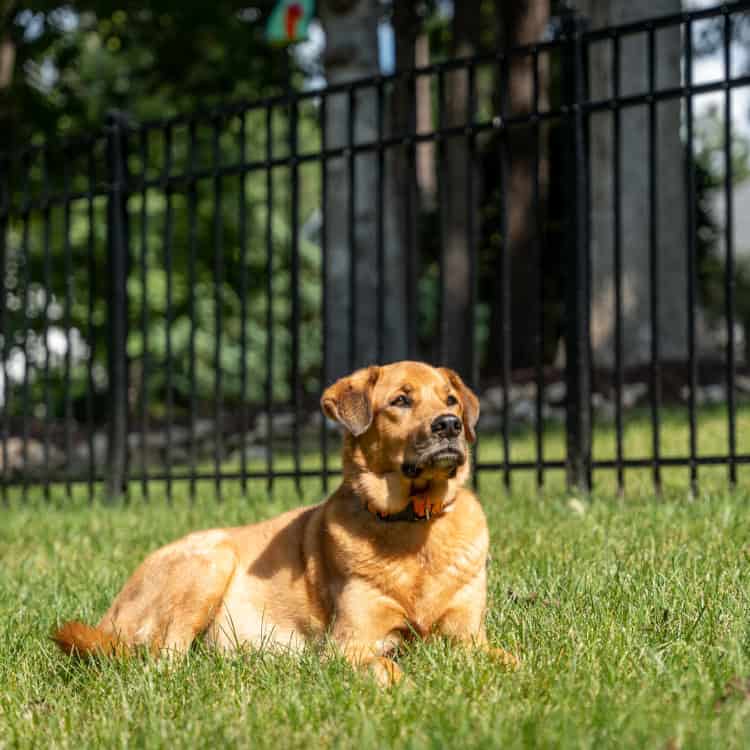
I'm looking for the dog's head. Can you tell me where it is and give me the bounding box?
[321,361,479,488]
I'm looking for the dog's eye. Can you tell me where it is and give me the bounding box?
[446,395,458,406]
[390,394,411,408]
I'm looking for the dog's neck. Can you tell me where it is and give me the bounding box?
[341,435,468,520]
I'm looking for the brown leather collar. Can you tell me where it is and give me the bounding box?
[371,495,444,523]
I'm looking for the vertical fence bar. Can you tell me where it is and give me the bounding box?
[685,19,698,496]
[647,26,662,493]
[562,9,591,492]
[612,33,624,494]
[0,156,7,505]
[437,69,446,365]
[498,58,512,492]
[723,11,737,486]
[467,61,478,393]
[105,111,130,501]
[467,61,479,489]
[138,132,150,501]
[187,122,198,502]
[406,71,419,360]
[63,150,74,500]
[212,118,224,501]
[376,79,386,364]
[347,89,357,373]
[86,147,97,502]
[584,34,594,492]
[320,94,330,494]
[164,125,175,504]
[265,105,275,494]
[19,151,30,503]
[0,155,9,505]
[42,151,52,502]
[238,113,249,497]
[289,97,302,496]
[532,48,545,490]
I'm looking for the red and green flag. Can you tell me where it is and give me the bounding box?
[266,0,314,44]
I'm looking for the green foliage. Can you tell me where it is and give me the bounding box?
[122,132,324,407]
[693,108,750,332]
[1,3,328,416]
[1,2,292,146]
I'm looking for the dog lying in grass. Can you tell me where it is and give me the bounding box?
[54,361,518,685]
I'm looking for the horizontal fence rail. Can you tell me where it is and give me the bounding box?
[2,2,750,502]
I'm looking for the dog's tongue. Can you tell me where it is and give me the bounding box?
[409,489,442,519]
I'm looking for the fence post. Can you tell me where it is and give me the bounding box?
[105,110,130,501]
[561,6,591,492]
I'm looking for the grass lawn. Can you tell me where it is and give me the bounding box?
[2,484,750,748]
[2,406,750,748]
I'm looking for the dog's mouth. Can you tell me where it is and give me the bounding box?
[401,442,466,479]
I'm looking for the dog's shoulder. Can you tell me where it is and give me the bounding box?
[437,486,488,546]
[447,486,487,528]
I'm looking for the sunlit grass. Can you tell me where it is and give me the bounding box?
[2,480,750,748]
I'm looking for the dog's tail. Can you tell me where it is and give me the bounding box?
[52,621,124,658]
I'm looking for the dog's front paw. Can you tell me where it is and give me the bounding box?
[488,647,520,670]
[368,657,403,687]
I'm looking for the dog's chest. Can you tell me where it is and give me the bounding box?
[379,531,488,628]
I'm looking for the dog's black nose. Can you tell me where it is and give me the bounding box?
[431,414,462,437]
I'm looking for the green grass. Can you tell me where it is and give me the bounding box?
[2,483,750,749]
[2,406,750,748]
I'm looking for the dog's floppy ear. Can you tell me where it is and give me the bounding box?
[438,367,480,443]
[321,366,381,437]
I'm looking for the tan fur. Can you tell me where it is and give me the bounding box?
[53,361,518,684]
[52,621,125,657]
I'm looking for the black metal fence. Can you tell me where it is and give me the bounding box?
[2,2,750,502]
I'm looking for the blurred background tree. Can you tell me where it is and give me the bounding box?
[0,1,291,145]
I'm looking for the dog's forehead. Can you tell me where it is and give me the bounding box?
[376,361,448,394]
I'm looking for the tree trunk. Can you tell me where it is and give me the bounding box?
[0,1,17,149]
[579,0,688,369]
[487,0,550,374]
[415,32,436,211]
[0,33,13,88]
[390,1,420,361]
[439,0,483,380]
[320,0,406,383]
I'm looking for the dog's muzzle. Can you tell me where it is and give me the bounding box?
[401,440,466,479]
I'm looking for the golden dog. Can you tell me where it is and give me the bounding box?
[54,361,517,684]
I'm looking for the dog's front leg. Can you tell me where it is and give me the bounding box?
[336,640,403,687]
[437,573,519,670]
[330,586,406,687]
[440,617,520,670]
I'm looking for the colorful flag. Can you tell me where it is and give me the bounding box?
[266,0,314,44]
